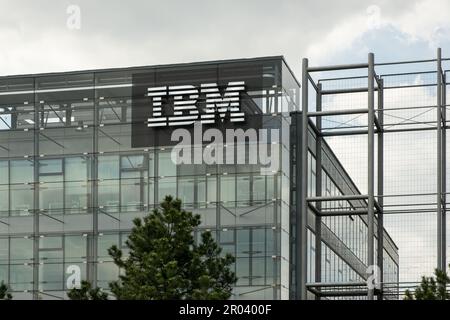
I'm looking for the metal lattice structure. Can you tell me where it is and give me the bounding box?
[298,49,449,299]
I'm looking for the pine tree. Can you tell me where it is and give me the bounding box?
[67,281,108,300]
[404,267,450,300]
[0,281,12,300]
[68,196,236,300]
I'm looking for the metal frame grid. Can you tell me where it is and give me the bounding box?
[298,49,449,300]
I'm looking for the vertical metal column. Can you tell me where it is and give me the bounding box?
[32,82,40,300]
[376,78,384,300]
[315,83,323,300]
[91,77,99,286]
[443,72,447,271]
[437,48,445,271]
[367,53,375,300]
[298,58,309,299]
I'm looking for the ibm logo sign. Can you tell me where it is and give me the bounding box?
[146,81,246,127]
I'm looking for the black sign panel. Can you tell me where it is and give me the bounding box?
[131,61,273,148]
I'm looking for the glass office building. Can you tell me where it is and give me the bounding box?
[0,57,398,300]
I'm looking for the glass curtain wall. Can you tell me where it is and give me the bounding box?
[0,58,296,300]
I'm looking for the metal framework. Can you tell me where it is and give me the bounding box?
[298,49,449,300]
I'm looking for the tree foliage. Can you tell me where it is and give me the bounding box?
[67,280,108,300]
[68,196,236,300]
[0,281,12,300]
[404,267,450,300]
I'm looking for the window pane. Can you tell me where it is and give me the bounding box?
[253,229,265,257]
[39,263,63,291]
[158,177,176,201]
[221,176,235,204]
[10,160,33,214]
[10,238,33,263]
[236,257,250,286]
[99,179,119,211]
[10,264,33,291]
[40,177,63,212]
[178,177,194,205]
[10,160,33,184]
[0,265,7,283]
[121,171,146,210]
[236,175,250,205]
[97,262,119,289]
[253,176,265,202]
[98,156,119,211]
[65,157,88,181]
[98,156,119,179]
[40,236,62,249]
[158,151,176,177]
[65,235,87,262]
[0,161,8,214]
[11,184,33,214]
[98,234,119,259]
[39,159,62,174]
[121,155,145,170]
[252,257,266,285]
[237,229,250,257]
[0,238,8,262]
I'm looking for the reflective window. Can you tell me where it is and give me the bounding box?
[65,157,89,211]
[98,234,119,259]
[221,176,235,204]
[10,264,33,291]
[99,156,120,211]
[65,235,87,262]
[0,238,8,262]
[178,177,194,205]
[40,159,63,212]
[10,237,33,263]
[10,160,33,214]
[0,161,9,214]
[158,151,176,177]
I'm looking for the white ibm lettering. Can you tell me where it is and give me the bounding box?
[147,81,246,127]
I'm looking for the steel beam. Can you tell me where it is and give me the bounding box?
[33,79,40,300]
[307,195,368,201]
[437,48,444,271]
[315,83,323,300]
[91,83,99,286]
[320,210,369,216]
[367,52,376,300]
[308,108,368,117]
[375,58,437,66]
[297,57,309,300]
[437,48,447,271]
[321,87,378,95]
[307,63,368,72]
[377,78,384,300]
[443,72,447,271]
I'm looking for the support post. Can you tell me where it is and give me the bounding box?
[443,72,447,271]
[298,58,309,299]
[437,48,446,271]
[436,48,446,271]
[91,82,99,287]
[377,78,384,300]
[315,83,323,300]
[367,53,375,300]
[33,80,40,300]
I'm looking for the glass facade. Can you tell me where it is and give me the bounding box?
[0,57,398,300]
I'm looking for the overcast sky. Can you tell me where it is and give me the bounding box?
[1,0,450,78]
